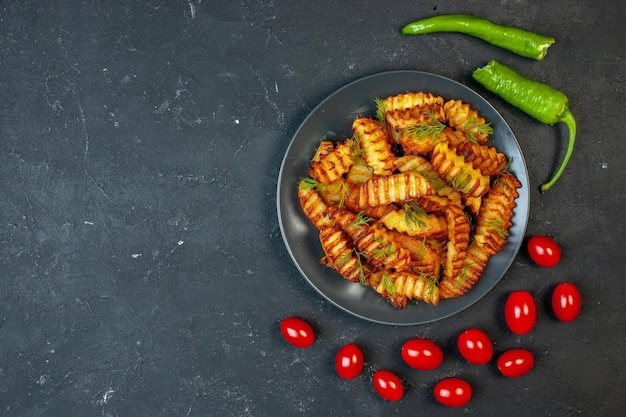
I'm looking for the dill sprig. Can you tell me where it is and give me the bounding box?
[402,114,446,143]
[374,97,386,123]
[462,118,493,143]
[453,262,473,290]
[348,211,373,230]
[422,274,439,298]
[381,271,395,295]
[352,249,369,285]
[299,177,319,190]
[329,180,351,208]
[403,202,427,229]
[447,170,472,194]
[373,237,396,259]
[351,134,366,165]
[485,219,507,239]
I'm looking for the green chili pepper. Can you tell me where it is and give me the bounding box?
[401,14,555,60]
[472,60,576,192]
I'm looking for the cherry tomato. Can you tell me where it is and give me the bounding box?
[457,328,493,365]
[335,344,364,379]
[497,348,534,378]
[280,317,315,348]
[504,291,537,335]
[401,338,443,371]
[527,235,561,268]
[551,283,581,322]
[433,377,472,407]
[372,370,404,401]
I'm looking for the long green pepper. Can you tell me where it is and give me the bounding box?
[401,14,555,60]
[473,60,576,192]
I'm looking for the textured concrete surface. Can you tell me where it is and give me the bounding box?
[1,1,624,416]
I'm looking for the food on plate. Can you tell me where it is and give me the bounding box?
[298,91,521,309]
[551,282,581,322]
[473,60,576,192]
[504,291,537,335]
[401,14,555,61]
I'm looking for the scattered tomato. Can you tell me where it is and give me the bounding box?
[551,282,581,322]
[280,317,315,348]
[527,235,561,268]
[401,338,443,371]
[504,291,537,335]
[457,328,493,365]
[372,370,404,401]
[433,377,472,407]
[497,348,534,378]
[335,344,364,379]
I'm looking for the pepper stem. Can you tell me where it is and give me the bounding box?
[540,110,576,192]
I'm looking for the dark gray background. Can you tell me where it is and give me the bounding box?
[1,1,624,416]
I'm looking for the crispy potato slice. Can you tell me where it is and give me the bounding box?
[352,117,395,176]
[370,270,440,309]
[345,162,373,185]
[443,99,492,144]
[394,154,463,207]
[379,205,447,239]
[454,141,509,177]
[319,226,367,283]
[327,208,412,273]
[438,243,489,299]
[431,141,490,198]
[473,172,521,254]
[309,139,355,184]
[298,179,333,230]
[354,172,433,209]
[442,204,471,281]
[386,105,447,144]
[382,91,444,113]
[354,224,412,272]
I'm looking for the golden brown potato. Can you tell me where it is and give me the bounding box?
[431,141,491,198]
[370,270,440,309]
[309,139,355,184]
[443,99,492,144]
[352,117,395,176]
[354,172,433,209]
[319,226,367,283]
[297,179,333,230]
[381,91,444,113]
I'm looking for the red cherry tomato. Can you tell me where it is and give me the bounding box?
[551,283,581,322]
[433,377,472,407]
[335,344,364,379]
[497,348,534,378]
[504,291,537,335]
[372,370,404,401]
[457,328,493,365]
[527,235,561,268]
[280,317,315,348]
[401,338,443,370]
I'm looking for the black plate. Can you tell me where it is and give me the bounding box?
[277,71,529,325]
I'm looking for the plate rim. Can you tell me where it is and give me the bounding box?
[277,70,530,325]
